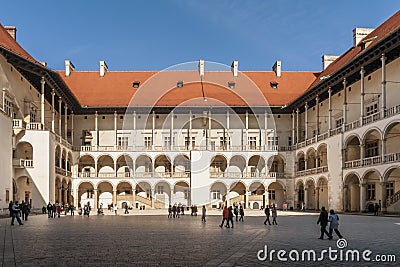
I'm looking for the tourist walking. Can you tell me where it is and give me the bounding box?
[56,205,62,218]
[328,210,343,239]
[374,203,380,216]
[264,206,271,225]
[114,204,118,215]
[47,202,52,218]
[21,201,30,221]
[10,201,23,226]
[52,204,57,218]
[168,205,172,218]
[317,206,330,239]
[219,206,229,228]
[227,206,234,228]
[239,205,244,222]
[172,205,177,218]
[272,207,278,225]
[201,205,206,223]
[234,205,239,222]
[8,201,13,217]
[70,204,75,216]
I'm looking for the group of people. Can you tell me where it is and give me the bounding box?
[9,200,30,226]
[219,204,245,228]
[317,207,343,240]
[167,204,185,218]
[263,204,278,225]
[44,202,76,218]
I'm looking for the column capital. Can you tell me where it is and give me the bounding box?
[342,77,347,85]
[114,111,117,116]
[41,77,45,85]
[296,108,299,113]
[51,89,55,95]
[304,102,308,109]
[58,97,62,103]
[360,66,365,74]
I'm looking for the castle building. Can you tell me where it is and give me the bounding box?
[1,11,400,213]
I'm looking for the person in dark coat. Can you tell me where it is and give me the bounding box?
[227,206,234,228]
[264,206,271,225]
[238,205,244,222]
[317,206,331,239]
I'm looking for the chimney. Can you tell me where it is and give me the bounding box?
[100,61,108,77]
[231,60,238,77]
[272,60,281,77]
[198,59,205,77]
[353,28,374,47]
[65,60,75,77]
[4,26,16,40]
[322,55,339,70]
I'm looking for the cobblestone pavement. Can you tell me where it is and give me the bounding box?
[1,212,399,266]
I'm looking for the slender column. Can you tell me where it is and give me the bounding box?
[245,190,250,209]
[304,188,308,210]
[151,189,155,208]
[208,110,211,150]
[315,187,320,210]
[343,78,347,130]
[170,189,174,206]
[58,98,62,137]
[132,189,136,208]
[152,111,155,150]
[133,111,136,148]
[343,185,348,212]
[265,190,269,208]
[64,105,68,140]
[315,96,319,135]
[113,189,117,207]
[380,182,387,213]
[114,111,118,148]
[51,90,55,132]
[304,103,308,140]
[245,110,249,149]
[382,138,386,161]
[360,67,365,122]
[73,188,78,208]
[360,144,364,160]
[264,110,268,148]
[328,87,332,132]
[381,54,387,115]
[170,111,174,150]
[63,188,68,205]
[226,110,230,150]
[95,111,99,147]
[40,77,45,126]
[296,108,299,143]
[360,183,367,212]
[58,187,62,203]
[71,112,74,145]
[189,110,193,149]
[292,111,295,145]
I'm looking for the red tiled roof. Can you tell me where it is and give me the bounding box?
[0,24,38,63]
[57,70,319,107]
[309,10,400,89]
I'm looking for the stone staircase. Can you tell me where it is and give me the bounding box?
[386,189,400,207]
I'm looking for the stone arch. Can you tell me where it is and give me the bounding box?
[210,154,228,177]
[268,182,285,209]
[15,175,43,208]
[116,181,134,209]
[344,134,361,161]
[306,148,317,169]
[295,180,305,209]
[248,155,266,175]
[173,154,190,176]
[227,154,246,174]
[297,151,305,171]
[116,154,134,177]
[317,176,328,210]
[55,145,61,168]
[363,128,382,159]
[249,181,266,210]
[15,141,33,160]
[344,173,361,212]
[383,121,400,155]
[135,154,153,173]
[266,154,285,174]
[78,155,95,177]
[67,151,73,172]
[229,181,247,208]
[173,181,190,207]
[97,154,115,176]
[78,181,95,208]
[210,181,228,209]
[316,143,328,167]
[97,181,114,209]
[305,179,316,210]
[154,154,172,177]
[154,180,172,208]
[135,181,152,200]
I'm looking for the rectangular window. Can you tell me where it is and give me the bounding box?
[219,136,230,149]
[367,184,375,200]
[268,190,276,200]
[288,136,292,146]
[30,110,37,122]
[6,189,9,202]
[144,136,152,149]
[212,190,221,200]
[117,136,129,147]
[267,136,278,148]
[365,141,378,158]
[3,97,13,117]
[386,182,394,198]
[248,136,257,149]
[185,136,195,149]
[366,103,378,116]
[184,189,189,200]
[164,136,171,148]
[336,117,344,128]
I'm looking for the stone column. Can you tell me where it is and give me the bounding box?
[51,90,55,132]
[58,98,62,138]
[114,111,117,149]
[113,189,117,207]
[151,189,155,208]
[40,77,45,126]
[265,190,269,208]
[360,183,367,212]
[93,189,98,209]
[226,110,230,150]
[315,187,320,210]
[63,188,68,205]
[292,110,295,145]
[343,185,348,212]
[296,108,300,144]
[316,96,319,135]
[95,111,99,148]
[71,112,74,145]
[64,105,68,140]
[245,110,249,150]
[380,182,387,213]
[208,110,212,150]
[360,67,365,123]
[152,111,155,150]
[132,189,136,208]
[304,103,308,140]
[58,187,62,203]
[189,110,193,149]
[170,111,174,150]
[244,190,250,209]
[304,188,308,210]
[381,54,387,115]
[343,78,347,131]
[328,87,332,133]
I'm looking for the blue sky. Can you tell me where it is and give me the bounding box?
[1,1,399,72]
